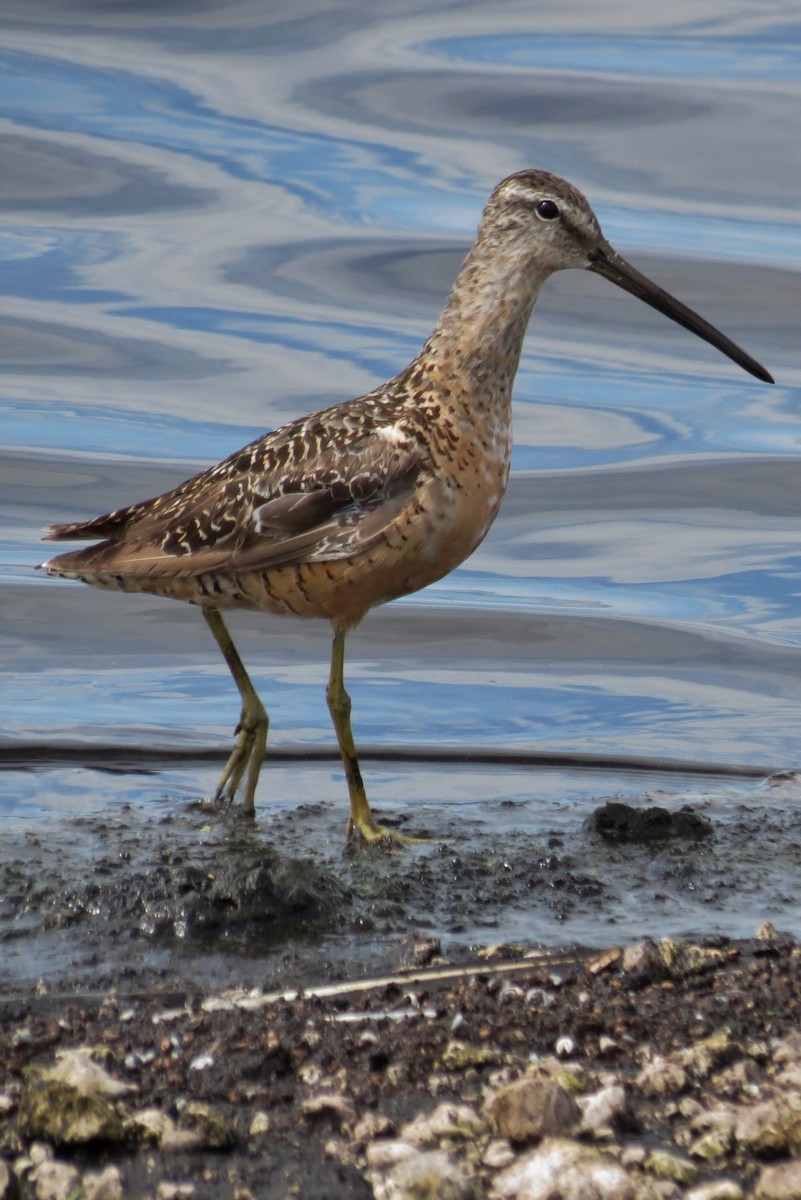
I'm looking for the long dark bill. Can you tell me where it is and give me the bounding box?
[588,239,773,384]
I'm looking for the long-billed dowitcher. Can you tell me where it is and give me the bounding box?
[43,170,773,843]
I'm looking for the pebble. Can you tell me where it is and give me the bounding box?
[159,1128,205,1154]
[688,1128,733,1160]
[177,1101,235,1149]
[156,1185,196,1200]
[365,1139,417,1171]
[619,1143,646,1168]
[249,1111,271,1136]
[82,1165,123,1200]
[188,1052,214,1071]
[30,1158,80,1200]
[352,1112,394,1143]
[482,1139,515,1169]
[439,1040,499,1070]
[497,981,526,1003]
[644,1148,698,1184]
[125,1107,176,1144]
[686,1182,744,1200]
[688,1106,736,1160]
[577,1083,628,1135]
[525,987,555,1009]
[487,1077,580,1144]
[401,1102,486,1144]
[402,936,442,967]
[679,1028,737,1080]
[494,1136,634,1199]
[301,1092,357,1131]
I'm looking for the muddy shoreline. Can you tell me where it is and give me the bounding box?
[2,780,801,1197]
[2,932,801,1199]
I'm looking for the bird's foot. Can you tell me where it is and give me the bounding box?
[212,730,251,805]
[346,813,432,849]
[210,706,267,816]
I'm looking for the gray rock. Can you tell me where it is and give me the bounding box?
[735,1094,801,1156]
[494,1137,634,1199]
[679,1029,738,1079]
[658,937,726,976]
[773,1032,801,1066]
[636,1054,687,1097]
[686,1181,744,1200]
[776,1067,801,1092]
[487,1077,580,1145]
[17,1049,131,1147]
[18,1081,124,1146]
[688,1105,737,1159]
[30,1159,81,1200]
[384,1149,477,1199]
[39,1050,132,1098]
[755,1158,801,1199]
[622,938,665,978]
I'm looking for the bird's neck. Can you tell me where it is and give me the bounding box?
[420,232,549,397]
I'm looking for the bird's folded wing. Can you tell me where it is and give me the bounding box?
[44,421,425,579]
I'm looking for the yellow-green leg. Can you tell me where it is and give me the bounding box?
[326,629,427,845]
[203,607,267,817]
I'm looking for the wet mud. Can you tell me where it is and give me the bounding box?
[2,764,800,997]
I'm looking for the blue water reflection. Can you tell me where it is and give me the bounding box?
[425,33,801,81]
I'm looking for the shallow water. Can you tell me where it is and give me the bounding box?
[1,1,800,986]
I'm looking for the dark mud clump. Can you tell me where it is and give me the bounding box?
[587,800,714,842]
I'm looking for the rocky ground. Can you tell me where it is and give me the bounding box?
[2,926,801,1200]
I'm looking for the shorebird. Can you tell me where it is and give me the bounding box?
[43,170,773,844]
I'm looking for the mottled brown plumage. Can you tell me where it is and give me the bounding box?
[43,169,772,842]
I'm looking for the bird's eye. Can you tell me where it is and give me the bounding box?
[536,199,559,221]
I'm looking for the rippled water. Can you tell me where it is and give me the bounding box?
[1,2,800,971]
